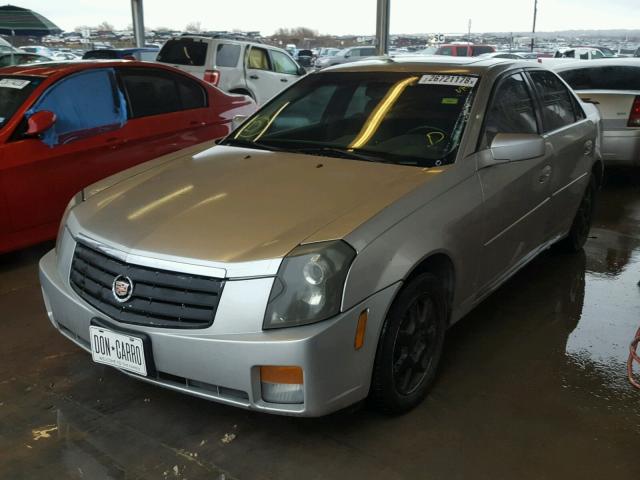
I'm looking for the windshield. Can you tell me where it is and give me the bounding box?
[0,76,42,128]
[226,71,479,167]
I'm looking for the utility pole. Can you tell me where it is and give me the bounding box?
[530,0,537,52]
[375,0,390,55]
[131,0,145,48]
[467,19,471,41]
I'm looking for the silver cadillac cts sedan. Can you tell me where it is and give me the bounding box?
[39,57,603,416]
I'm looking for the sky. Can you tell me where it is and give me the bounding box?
[14,0,640,35]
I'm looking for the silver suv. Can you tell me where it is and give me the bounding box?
[157,35,306,104]
[315,46,377,69]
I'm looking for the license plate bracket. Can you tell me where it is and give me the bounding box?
[89,317,156,377]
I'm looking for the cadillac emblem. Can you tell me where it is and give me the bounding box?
[112,275,134,303]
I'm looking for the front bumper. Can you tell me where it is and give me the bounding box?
[39,245,398,417]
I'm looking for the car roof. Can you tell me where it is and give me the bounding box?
[322,56,535,76]
[0,60,174,78]
[550,57,640,71]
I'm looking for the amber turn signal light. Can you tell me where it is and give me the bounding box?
[354,309,368,350]
[260,365,303,385]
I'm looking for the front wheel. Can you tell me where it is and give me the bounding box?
[556,175,597,252]
[370,273,447,414]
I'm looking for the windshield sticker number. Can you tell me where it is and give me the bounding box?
[418,75,478,87]
[0,78,31,89]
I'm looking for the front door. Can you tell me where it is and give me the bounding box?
[245,46,282,104]
[1,69,128,235]
[475,72,553,291]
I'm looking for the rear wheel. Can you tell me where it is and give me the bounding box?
[370,273,447,414]
[556,175,597,252]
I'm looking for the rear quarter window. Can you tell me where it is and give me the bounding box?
[157,39,207,66]
[215,43,241,67]
[559,66,640,91]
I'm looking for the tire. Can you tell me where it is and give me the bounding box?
[556,175,597,252]
[370,273,448,414]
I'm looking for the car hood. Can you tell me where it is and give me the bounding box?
[69,146,436,275]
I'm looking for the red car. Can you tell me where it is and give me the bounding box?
[0,61,255,253]
[435,44,495,56]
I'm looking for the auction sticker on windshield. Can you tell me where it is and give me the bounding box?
[89,326,147,376]
[0,78,30,89]
[418,74,478,87]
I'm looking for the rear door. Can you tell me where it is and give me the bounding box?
[116,67,220,159]
[156,37,209,80]
[526,69,595,238]
[476,72,553,290]
[245,46,281,104]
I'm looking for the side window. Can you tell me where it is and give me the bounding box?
[349,49,360,57]
[362,48,377,56]
[119,69,180,117]
[482,73,538,147]
[247,47,271,70]
[591,49,604,59]
[456,46,469,56]
[438,47,453,56]
[271,50,299,75]
[529,70,577,132]
[29,69,126,146]
[216,43,241,67]
[174,73,207,110]
[579,50,589,60]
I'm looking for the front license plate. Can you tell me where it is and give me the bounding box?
[89,326,147,376]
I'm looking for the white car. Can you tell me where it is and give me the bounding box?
[554,59,640,167]
[156,35,306,105]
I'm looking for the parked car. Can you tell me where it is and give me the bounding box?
[156,36,305,105]
[82,48,159,61]
[553,59,640,166]
[0,52,50,67]
[480,51,538,60]
[296,49,314,68]
[51,51,81,61]
[40,57,602,417]
[0,61,255,253]
[435,43,495,56]
[554,47,614,60]
[314,46,377,69]
[19,45,54,57]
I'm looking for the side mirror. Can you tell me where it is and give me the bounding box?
[232,114,248,131]
[26,110,56,136]
[480,133,546,168]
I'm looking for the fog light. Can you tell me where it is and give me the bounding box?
[260,366,304,404]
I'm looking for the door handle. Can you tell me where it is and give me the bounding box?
[280,78,288,82]
[584,139,594,156]
[249,74,259,80]
[538,165,552,183]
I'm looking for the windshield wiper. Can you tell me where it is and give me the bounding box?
[291,146,392,163]
[221,138,289,152]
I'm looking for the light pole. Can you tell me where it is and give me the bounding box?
[530,0,538,52]
[131,0,145,48]
[375,0,390,55]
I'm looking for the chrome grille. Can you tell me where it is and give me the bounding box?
[70,243,224,329]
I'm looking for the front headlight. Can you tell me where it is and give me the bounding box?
[55,190,84,253]
[263,240,356,329]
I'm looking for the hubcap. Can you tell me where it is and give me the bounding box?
[392,296,438,396]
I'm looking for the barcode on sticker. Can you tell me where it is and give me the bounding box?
[418,75,478,87]
[0,78,30,89]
